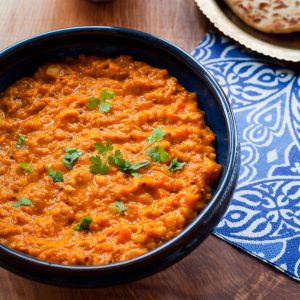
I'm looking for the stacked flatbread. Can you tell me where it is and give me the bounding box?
[223,0,300,33]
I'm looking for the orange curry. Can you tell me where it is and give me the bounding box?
[0,55,221,265]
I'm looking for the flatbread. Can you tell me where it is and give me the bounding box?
[223,0,300,33]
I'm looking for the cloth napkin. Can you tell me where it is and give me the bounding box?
[192,33,300,281]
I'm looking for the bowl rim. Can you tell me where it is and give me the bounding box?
[0,26,239,271]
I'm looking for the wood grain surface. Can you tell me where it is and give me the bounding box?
[0,0,298,299]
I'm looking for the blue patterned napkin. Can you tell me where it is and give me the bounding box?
[192,33,300,281]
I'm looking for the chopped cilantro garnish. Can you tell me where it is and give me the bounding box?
[147,127,166,144]
[74,216,93,231]
[168,158,186,172]
[48,167,64,182]
[86,89,114,113]
[99,89,114,113]
[108,149,123,164]
[89,155,109,175]
[87,96,99,109]
[108,151,150,177]
[63,148,83,170]
[146,146,169,163]
[13,197,33,208]
[19,162,33,173]
[109,156,131,172]
[16,134,26,148]
[114,149,123,159]
[109,201,128,215]
[130,160,151,176]
[94,140,113,155]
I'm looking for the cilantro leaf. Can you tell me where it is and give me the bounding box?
[87,96,99,109]
[94,142,106,154]
[16,134,26,148]
[146,146,169,163]
[86,89,114,113]
[63,148,83,170]
[99,88,114,113]
[89,155,109,175]
[94,140,113,155]
[99,101,111,113]
[147,127,166,144]
[106,140,113,151]
[129,160,151,178]
[108,150,124,165]
[109,156,131,172]
[13,197,33,208]
[168,158,186,172]
[109,201,128,215]
[131,160,151,170]
[48,167,64,182]
[74,216,92,231]
[130,172,141,178]
[109,151,150,177]
[100,88,114,101]
[114,149,123,158]
[19,162,33,173]
[64,147,78,153]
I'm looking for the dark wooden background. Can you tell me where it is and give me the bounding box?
[0,0,298,299]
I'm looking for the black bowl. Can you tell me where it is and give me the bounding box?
[0,26,239,287]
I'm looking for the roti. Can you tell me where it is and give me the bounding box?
[223,0,300,33]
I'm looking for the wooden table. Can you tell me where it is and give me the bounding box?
[0,0,298,299]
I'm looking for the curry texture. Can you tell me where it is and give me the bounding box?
[0,55,221,265]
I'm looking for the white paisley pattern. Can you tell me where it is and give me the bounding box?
[193,33,300,281]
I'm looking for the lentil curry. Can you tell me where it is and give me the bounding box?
[0,55,221,265]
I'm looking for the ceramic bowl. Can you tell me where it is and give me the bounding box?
[0,27,239,287]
